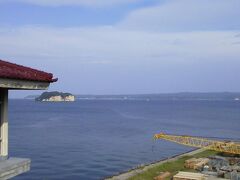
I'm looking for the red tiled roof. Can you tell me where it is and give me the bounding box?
[0,59,57,83]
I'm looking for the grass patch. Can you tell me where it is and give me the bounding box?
[128,150,218,180]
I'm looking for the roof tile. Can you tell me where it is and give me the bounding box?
[0,59,57,83]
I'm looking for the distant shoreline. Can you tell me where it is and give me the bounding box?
[21,92,240,101]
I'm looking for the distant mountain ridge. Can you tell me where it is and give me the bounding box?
[75,92,240,101]
[25,92,240,101]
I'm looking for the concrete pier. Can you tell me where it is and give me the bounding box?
[0,158,30,180]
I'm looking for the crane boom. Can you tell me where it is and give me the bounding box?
[154,133,240,155]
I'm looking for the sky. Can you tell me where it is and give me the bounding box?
[0,0,240,98]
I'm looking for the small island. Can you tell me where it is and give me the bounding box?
[35,91,75,102]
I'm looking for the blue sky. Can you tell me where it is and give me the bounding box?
[0,0,160,27]
[0,0,240,98]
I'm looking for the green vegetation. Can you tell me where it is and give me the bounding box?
[128,150,218,180]
[35,91,73,101]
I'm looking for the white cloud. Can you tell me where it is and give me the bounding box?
[1,0,240,94]
[2,26,239,95]
[0,0,140,7]
[0,26,239,65]
[1,1,240,64]
[118,0,240,31]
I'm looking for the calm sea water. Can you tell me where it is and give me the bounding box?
[9,99,240,180]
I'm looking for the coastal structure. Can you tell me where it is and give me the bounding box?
[0,59,57,179]
[106,148,240,180]
[173,171,207,180]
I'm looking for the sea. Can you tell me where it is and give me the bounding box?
[9,99,240,180]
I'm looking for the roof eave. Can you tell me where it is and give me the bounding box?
[0,78,51,90]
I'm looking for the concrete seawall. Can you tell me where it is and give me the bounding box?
[105,148,204,180]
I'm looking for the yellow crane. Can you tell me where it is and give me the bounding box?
[154,133,240,155]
